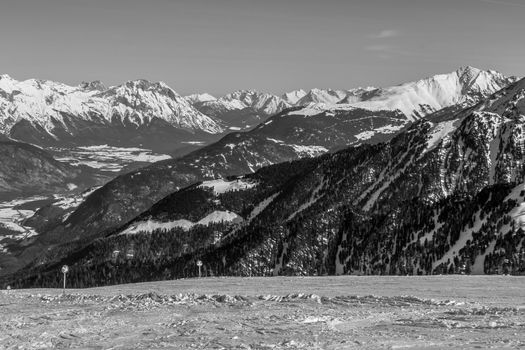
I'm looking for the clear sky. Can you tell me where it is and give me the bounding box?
[0,0,523,96]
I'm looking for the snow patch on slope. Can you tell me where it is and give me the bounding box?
[355,131,375,141]
[507,183,525,228]
[425,119,460,153]
[200,178,257,195]
[121,210,243,235]
[290,144,328,157]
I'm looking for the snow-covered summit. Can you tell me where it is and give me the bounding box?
[349,66,517,120]
[219,90,291,116]
[285,66,517,121]
[295,88,348,105]
[281,87,376,106]
[0,75,225,136]
[282,89,307,104]
[185,93,216,104]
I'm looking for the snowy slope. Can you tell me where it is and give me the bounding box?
[288,67,517,121]
[200,178,258,195]
[295,88,348,105]
[219,90,291,116]
[282,89,307,104]
[185,93,216,104]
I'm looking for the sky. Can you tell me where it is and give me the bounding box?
[0,0,523,96]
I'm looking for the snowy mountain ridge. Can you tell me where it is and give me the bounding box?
[287,66,518,121]
[0,75,225,138]
[0,66,514,145]
[184,67,516,132]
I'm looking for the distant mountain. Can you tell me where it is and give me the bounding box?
[281,89,307,105]
[187,90,292,130]
[190,99,262,131]
[6,76,525,286]
[220,90,291,117]
[296,66,517,121]
[184,93,216,104]
[0,140,108,199]
[295,88,350,105]
[188,66,516,131]
[0,75,225,152]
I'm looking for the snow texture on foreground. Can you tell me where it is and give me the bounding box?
[1,276,523,349]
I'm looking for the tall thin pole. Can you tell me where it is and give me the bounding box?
[61,265,68,294]
[197,260,202,278]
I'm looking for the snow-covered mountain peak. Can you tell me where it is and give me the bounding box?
[282,89,307,104]
[219,90,291,116]
[185,93,216,104]
[0,74,14,82]
[79,80,106,91]
[222,90,268,103]
[456,65,482,76]
[0,76,225,136]
[88,79,224,133]
[453,66,516,97]
[102,79,181,100]
[296,88,348,105]
[337,66,517,120]
[0,74,19,93]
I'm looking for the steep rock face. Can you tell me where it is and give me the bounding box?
[9,79,525,286]
[0,75,225,151]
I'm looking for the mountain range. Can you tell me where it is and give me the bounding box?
[1,66,524,284]
[1,67,524,285]
[0,66,515,150]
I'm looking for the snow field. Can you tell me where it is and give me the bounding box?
[1,276,523,349]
